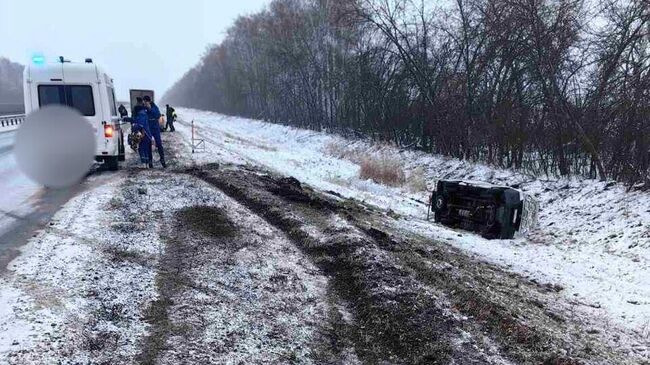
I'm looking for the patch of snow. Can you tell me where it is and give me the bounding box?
[0,287,43,354]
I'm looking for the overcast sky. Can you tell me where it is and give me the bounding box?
[0,0,269,100]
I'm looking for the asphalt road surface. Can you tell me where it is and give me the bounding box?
[0,129,86,272]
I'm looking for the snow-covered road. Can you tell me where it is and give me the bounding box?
[0,131,37,222]
[0,129,96,273]
[0,130,40,268]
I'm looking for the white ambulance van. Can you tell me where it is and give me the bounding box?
[23,57,125,170]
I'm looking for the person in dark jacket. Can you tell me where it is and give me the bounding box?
[132,97,143,117]
[131,105,152,166]
[143,95,165,168]
[165,104,176,132]
[118,104,128,118]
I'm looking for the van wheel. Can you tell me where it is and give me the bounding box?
[118,132,126,161]
[105,156,119,171]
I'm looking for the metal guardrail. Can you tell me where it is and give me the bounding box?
[0,114,25,129]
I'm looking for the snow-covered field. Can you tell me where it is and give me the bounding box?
[177,108,650,335]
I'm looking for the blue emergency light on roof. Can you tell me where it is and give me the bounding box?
[31,54,45,65]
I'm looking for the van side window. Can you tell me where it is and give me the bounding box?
[107,87,117,116]
[37,85,95,116]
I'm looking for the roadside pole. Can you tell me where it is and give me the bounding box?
[191,120,205,153]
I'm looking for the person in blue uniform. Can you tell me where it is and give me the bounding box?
[131,105,152,166]
[143,95,166,168]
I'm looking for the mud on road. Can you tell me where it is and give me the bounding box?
[178,163,640,365]
[134,178,333,365]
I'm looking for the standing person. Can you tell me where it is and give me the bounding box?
[132,105,152,167]
[143,95,166,168]
[118,104,128,118]
[132,97,144,117]
[165,104,176,132]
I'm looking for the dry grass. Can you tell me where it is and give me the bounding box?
[325,140,360,161]
[326,140,425,189]
[359,157,406,187]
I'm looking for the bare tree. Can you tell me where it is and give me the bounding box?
[163,0,650,186]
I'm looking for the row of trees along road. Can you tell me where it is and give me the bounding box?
[164,0,650,186]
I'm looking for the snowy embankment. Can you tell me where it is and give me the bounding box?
[177,108,650,335]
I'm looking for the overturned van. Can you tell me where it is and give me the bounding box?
[430,180,537,239]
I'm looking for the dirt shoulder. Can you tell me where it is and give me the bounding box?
[186,163,645,365]
[135,184,341,364]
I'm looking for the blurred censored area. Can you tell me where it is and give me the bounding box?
[14,106,95,188]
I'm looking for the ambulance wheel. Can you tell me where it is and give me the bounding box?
[105,156,119,171]
[118,133,126,161]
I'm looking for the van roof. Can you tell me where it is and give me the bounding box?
[24,62,112,86]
